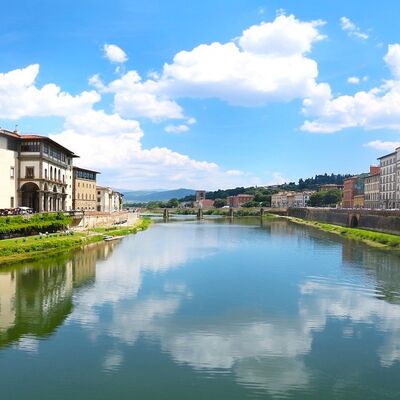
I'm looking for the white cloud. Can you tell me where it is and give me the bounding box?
[165,124,189,133]
[302,44,400,133]
[384,44,400,78]
[0,64,100,119]
[93,14,327,121]
[103,44,128,63]
[347,76,360,84]
[238,14,325,56]
[340,17,369,40]
[91,71,184,120]
[364,140,400,151]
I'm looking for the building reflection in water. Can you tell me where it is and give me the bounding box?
[0,241,118,349]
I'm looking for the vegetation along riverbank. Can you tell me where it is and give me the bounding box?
[287,217,400,250]
[0,218,152,266]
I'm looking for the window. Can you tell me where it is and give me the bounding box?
[21,141,40,152]
[45,168,48,179]
[25,167,34,179]
[10,166,14,179]
[10,197,14,208]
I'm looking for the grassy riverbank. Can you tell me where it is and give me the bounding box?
[0,213,72,237]
[0,218,152,266]
[287,217,400,249]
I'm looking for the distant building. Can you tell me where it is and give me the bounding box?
[364,166,380,209]
[271,192,291,208]
[73,167,99,211]
[227,194,254,208]
[195,190,206,202]
[343,173,369,208]
[353,195,364,208]
[378,152,396,209]
[272,191,314,208]
[319,184,344,191]
[0,128,77,212]
[96,186,123,212]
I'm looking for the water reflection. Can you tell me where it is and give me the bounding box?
[1,219,400,399]
[0,242,118,349]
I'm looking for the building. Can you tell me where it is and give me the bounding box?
[378,152,396,209]
[227,194,254,208]
[319,184,344,191]
[343,173,369,208]
[271,192,291,208]
[96,186,123,212]
[364,166,380,209]
[72,167,100,211]
[195,190,206,202]
[353,195,364,208]
[271,191,314,208]
[0,130,19,209]
[0,129,77,212]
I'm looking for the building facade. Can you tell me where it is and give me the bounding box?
[96,186,123,212]
[378,152,396,209]
[73,167,99,211]
[272,191,314,208]
[0,129,77,212]
[364,167,380,209]
[227,194,254,208]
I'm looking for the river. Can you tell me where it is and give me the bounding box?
[1,217,400,399]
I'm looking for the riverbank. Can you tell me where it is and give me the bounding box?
[286,216,400,249]
[0,218,152,266]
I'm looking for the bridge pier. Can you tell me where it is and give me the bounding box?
[229,208,234,218]
[163,208,170,221]
[197,208,203,220]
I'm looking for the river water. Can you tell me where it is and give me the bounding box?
[1,217,400,399]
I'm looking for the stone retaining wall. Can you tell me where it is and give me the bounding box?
[287,208,400,235]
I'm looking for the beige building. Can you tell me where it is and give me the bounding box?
[0,130,19,209]
[379,151,396,209]
[73,167,99,211]
[364,169,380,209]
[272,191,314,208]
[271,192,291,208]
[0,129,77,211]
[96,186,123,212]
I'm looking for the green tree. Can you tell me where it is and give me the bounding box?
[214,199,227,208]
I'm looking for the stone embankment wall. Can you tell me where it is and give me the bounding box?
[287,208,400,235]
[71,210,139,229]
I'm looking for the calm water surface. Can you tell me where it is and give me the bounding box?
[1,218,400,399]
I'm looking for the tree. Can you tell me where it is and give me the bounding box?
[308,189,342,207]
[214,199,227,208]
[166,198,179,208]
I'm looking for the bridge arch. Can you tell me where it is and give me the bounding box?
[349,214,359,228]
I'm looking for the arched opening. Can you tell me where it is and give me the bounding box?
[350,215,359,228]
[21,182,40,212]
[53,186,58,211]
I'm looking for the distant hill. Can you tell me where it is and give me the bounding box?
[123,188,195,202]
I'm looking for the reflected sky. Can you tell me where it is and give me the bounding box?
[1,219,400,399]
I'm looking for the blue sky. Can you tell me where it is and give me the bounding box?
[1,0,400,190]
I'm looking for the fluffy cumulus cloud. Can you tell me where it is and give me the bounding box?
[92,14,327,120]
[340,17,369,40]
[0,64,99,119]
[0,62,253,189]
[49,109,225,188]
[103,44,128,63]
[302,44,400,133]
